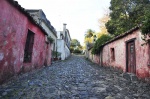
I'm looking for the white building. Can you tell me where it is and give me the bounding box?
[57,24,71,60]
[26,9,57,52]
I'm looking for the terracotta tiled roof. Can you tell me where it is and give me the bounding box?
[7,0,53,36]
[102,25,140,46]
[26,9,57,37]
[87,43,94,50]
[87,25,140,51]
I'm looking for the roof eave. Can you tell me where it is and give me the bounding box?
[7,0,48,36]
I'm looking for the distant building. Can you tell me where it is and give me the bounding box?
[57,24,71,60]
[0,0,52,83]
[26,9,57,54]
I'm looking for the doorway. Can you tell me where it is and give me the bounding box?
[126,39,136,74]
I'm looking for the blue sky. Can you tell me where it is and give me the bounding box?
[16,0,110,45]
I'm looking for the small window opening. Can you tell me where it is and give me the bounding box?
[60,34,64,39]
[111,48,115,61]
[23,30,34,63]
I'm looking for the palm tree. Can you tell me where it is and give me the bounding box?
[85,29,95,38]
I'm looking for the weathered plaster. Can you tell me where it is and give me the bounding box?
[0,53,4,61]
[0,0,52,83]
[89,29,150,78]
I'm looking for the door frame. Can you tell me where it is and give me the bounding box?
[126,38,136,73]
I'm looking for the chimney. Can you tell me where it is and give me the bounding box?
[63,23,67,32]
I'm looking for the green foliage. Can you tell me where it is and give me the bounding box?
[84,29,96,46]
[70,39,83,54]
[141,13,150,44]
[70,47,74,53]
[106,0,150,36]
[141,13,150,36]
[52,51,61,58]
[71,39,81,47]
[85,29,95,38]
[47,36,54,44]
[73,49,82,54]
[91,34,112,54]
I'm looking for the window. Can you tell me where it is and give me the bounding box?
[23,30,34,63]
[60,34,63,39]
[111,48,115,61]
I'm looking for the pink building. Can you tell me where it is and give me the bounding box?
[89,26,150,78]
[0,0,52,83]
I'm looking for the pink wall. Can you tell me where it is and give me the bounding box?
[88,29,150,78]
[135,31,150,78]
[93,55,100,64]
[0,0,51,83]
[101,30,150,78]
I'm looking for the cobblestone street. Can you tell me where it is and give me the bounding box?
[0,55,150,99]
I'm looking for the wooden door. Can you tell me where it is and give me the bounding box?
[44,43,49,66]
[127,41,136,74]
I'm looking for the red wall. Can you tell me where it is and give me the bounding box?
[0,0,51,83]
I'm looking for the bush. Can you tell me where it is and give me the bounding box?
[52,51,61,58]
[91,34,112,54]
[73,49,82,54]
[47,36,54,44]
[70,47,74,53]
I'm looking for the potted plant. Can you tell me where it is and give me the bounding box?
[52,51,61,61]
[47,36,54,44]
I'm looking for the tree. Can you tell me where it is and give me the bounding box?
[70,39,82,53]
[92,34,112,54]
[85,29,95,38]
[97,13,110,38]
[141,13,150,44]
[106,0,150,36]
[71,39,81,47]
[84,29,95,44]
[142,13,150,35]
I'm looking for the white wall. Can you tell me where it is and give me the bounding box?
[57,39,71,60]
[57,31,61,39]
[65,45,70,59]
[56,24,71,60]
[57,39,65,60]
[41,22,57,51]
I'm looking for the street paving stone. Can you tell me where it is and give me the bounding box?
[0,55,150,99]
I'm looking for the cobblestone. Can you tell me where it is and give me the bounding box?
[0,55,150,99]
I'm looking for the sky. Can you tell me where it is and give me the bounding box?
[16,0,110,45]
